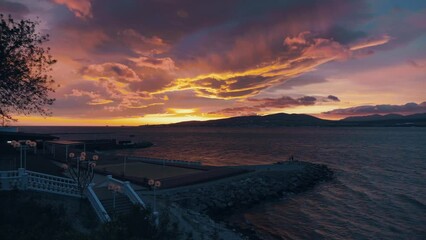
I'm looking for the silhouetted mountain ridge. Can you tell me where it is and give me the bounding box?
[142,112,426,127]
[342,114,402,122]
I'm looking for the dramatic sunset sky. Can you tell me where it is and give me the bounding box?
[1,0,425,126]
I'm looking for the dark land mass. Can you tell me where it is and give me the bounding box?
[142,112,426,128]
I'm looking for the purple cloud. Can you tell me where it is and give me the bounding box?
[324,102,426,116]
[0,1,29,17]
[212,95,339,116]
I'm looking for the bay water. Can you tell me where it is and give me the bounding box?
[22,126,426,239]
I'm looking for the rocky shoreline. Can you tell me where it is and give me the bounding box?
[161,160,334,239]
[171,161,333,215]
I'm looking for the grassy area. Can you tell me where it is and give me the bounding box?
[0,191,182,240]
[97,162,203,179]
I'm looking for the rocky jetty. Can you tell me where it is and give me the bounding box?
[168,161,334,217]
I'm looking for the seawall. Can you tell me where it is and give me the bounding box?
[168,161,334,217]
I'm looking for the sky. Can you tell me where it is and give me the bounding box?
[1,0,425,126]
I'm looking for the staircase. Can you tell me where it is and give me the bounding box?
[1,169,145,223]
[95,187,135,217]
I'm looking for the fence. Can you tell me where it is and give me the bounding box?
[0,169,145,223]
[128,156,202,166]
[106,175,146,208]
[0,169,80,197]
[86,183,111,223]
[26,170,80,197]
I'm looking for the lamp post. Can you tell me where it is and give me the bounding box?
[10,140,37,169]
[108,183,122,217]
[148,179,161,226]
[64,152,99,197]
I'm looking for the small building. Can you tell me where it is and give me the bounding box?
[43,140,86,162]
[0,132,58,153]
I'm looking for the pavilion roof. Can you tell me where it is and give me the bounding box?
[45,140,84,145]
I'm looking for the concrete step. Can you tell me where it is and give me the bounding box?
[98,192,135,216]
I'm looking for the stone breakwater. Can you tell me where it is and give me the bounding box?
[169,161,334,217]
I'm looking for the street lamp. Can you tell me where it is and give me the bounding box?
[10,140,37,169]
[108,183,122,217]
[148,179,161,226]
[64,152,99,197]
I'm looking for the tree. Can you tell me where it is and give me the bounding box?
[0,14,56,124]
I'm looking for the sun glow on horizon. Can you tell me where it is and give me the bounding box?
[13,113,224,126]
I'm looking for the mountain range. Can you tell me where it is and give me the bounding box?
[145,113,426,127]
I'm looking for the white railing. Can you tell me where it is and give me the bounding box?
[86,183,111,223]
[106,175,146,207]
[1,169,145,223]
[0,169,115,223]
[26,170,80,197]
[128,156,202,166]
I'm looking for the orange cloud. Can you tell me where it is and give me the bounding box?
[349,35,391,51]
[75,63,170,111]
[67,89,113,106]
[82,63,140,83]
[157,32,388,100]
[130,56,177,72]
[53,0,92,19]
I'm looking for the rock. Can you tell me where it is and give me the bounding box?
[169,161,334,218]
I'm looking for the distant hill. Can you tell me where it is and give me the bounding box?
[171,113,333,127]
[142,112,426,128]
[342,114,405,122]
[338,113,426,127]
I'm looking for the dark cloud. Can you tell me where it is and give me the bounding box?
[212,95,338,116]
[172,0,367,72]
[81,62,140,83]
[167,30,358,99]
[210,106,260,116]
[128,71,174,92]
[324,102,426,116]
[327,95,340,102]
[50,0,368,66]
[250,96,318,108]
[44,0,379,103]
[0,0,29,16]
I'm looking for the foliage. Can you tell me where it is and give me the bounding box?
[0,191,85,240]
[0,14,56,121]
[93,206,181,240]
[0,191,182,240]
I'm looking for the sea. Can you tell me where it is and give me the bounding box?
[21,126,426,240]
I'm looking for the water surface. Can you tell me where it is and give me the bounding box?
[22,126,426,239]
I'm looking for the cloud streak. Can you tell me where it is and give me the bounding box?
[324,102,426,116]
[158,32,388,99]
[53,0,92,18]
[212,95,340,116]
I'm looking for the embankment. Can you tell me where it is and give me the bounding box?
[168,161,334,217]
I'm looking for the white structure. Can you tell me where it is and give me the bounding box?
[0,168,80,197]
[0,169,145,223]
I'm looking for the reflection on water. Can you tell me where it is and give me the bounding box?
[23,126,426,239]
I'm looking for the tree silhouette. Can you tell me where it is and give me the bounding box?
[0,14,56,124]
